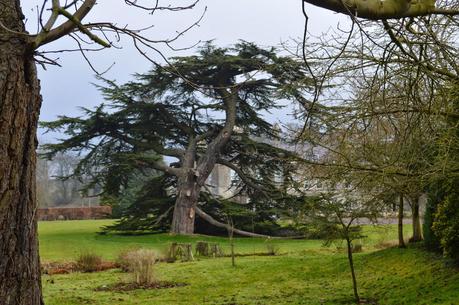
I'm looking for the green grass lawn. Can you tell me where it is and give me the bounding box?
[39,220,459,305]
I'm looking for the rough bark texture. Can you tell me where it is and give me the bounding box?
[170,174,200,234]
[0,1,43,304]
[398,195,406,248]
[170,88,237,235]
[170,139,199,235]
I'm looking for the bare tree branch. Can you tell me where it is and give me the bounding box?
[195,206,270,238]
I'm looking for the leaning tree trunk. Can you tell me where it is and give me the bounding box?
[410,196,423,242]
[0,1,44,304]
[345,237,360,304]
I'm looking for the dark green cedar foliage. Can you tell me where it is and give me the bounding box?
[41,42,312,235]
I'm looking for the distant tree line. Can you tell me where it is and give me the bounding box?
[36,152,100,208]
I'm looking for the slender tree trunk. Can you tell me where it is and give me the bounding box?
[345,237,360,304]
[227,217,235,267]
[398,195,406,248]
[230,239,235,267]
[410,196,423,242]
[170,174,200,235]
[0,1,44,304]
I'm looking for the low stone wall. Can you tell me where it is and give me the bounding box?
[37,206,112,221]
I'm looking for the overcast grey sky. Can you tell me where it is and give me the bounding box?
[22,0,346,141]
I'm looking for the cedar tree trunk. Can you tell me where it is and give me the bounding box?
[170,139,200,235]
[170,87,237,235]
[170,173,200,234]
[0,1,44,304]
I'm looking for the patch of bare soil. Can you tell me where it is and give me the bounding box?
[41,262,77,275]
[95,281,187,292]
[41,261,118,275]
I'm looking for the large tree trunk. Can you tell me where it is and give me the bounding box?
[170,89,236,235]
[170,173,200,235]
[410,196,423,242]
[0,1,44,304]
[398,195,406,248]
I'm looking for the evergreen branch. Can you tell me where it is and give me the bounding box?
[216,158,270,196]
[133,155,182,176]
[156,104,194,135]
[196,87,238,185]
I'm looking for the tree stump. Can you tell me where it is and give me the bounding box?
[195,241,210,256]
[167,242,194,262]
[210,243,224,257]
[195,241,224,257]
